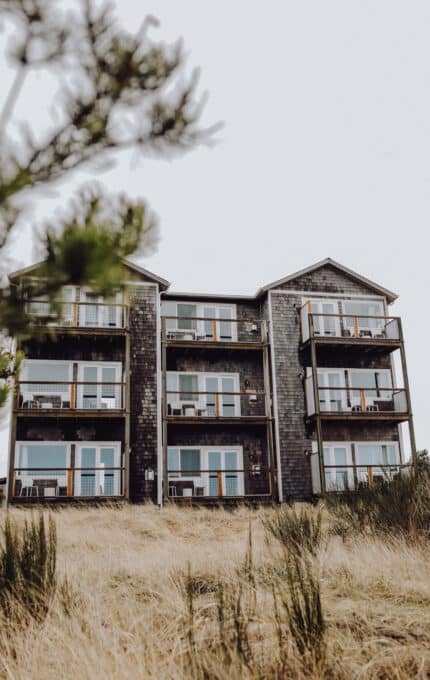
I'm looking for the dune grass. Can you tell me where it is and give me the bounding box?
[0,503,429,679]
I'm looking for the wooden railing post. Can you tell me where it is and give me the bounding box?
[67,468,74,497]
[217,471,223,497]
[215,393,220,417]
[354,316,359,338]
[367,466,373,487]
[213,319,217,342]
[360,389,366,412]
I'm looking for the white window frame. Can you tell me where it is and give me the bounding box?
[313,440,401,491]
[162,301,238,342]
[320,442,354,492]
[167,446,245,496]
[21,360,73,407]
[301,296,386,341]
[306,367,393,413]
[77,361,123,410]
[166,371,241,417]
[15,441,71,493]
[14,440,122,497]
[75,442,122,497]
[79,288,123,328]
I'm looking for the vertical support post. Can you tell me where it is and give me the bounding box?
[262,320,276,500]
[310,339,325,493]
[73,302,78,326]
[124,316,131,499]
[215,393,220,417]
[398,322,417,463]
[354,316,359,338]
[367,466,373,488]
[360,389,366,412]
[162,317,168,503]
[70,383,76,409]
[217,471,223,497]
[213,318,217,342]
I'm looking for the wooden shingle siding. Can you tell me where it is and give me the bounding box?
[129,285,159,502]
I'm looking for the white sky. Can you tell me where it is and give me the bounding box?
[1,1,429,473]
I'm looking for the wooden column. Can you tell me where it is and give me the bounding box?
[262,320,276,500]
[398,322,417,463]
[161,318,168,503]
[310,339,325,493]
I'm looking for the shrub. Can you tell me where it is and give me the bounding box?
[0,512,57,621]
[263,504,324,556]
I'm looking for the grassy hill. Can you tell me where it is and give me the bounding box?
[0,504,429,679]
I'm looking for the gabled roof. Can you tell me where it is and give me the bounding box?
[257,257,398,303]
[9,258,170,290]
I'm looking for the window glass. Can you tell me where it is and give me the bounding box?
[180,449,201,477]
[168,448,180,477]
[177,304,197,330]
[344,301,383,329]
[26,362,69,392]
[179,374,198,401]
[18,444,67,475]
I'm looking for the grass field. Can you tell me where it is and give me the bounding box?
[0,503,429,679]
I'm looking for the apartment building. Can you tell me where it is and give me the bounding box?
[6,257,415,504]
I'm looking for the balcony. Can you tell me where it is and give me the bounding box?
[15,380,126,416]
[165,390,268,424]
[309,453,411,494]
[26,300,128,332]
[300,307,401,347]
[304,378,409,421]
[11,466,125,501]
[162,317,266,348]
[167,467,272,501]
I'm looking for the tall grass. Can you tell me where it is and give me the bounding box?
[0,504,429,679]
[0,512,57,621]
[263,504,324,556]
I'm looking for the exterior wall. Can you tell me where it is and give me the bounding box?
[275,265,378,297]
[129,284,159,502]
[22,336,125,363]
[15,418,124,443]
[270,290,313,500]
[269,266,397,500]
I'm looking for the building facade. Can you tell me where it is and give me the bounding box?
[6,258,415,504]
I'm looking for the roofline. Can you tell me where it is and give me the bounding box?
[256,257,398,303]
[161,291,257,303]
[9,258,170,290]
[122,258,170,289]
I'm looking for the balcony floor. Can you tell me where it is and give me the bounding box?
[165,415,270,426]
[15,408,126,418]
[301,336,401,352]
[307,411,410,423]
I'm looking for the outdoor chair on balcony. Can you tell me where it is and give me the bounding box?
[33,479,59,497]
[351,405,362,412]
[359,330,372,338]
[341,328,352,337]
[366,404,379,412]
[34,394,62,409]
[169,481,195,497]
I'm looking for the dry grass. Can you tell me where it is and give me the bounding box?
[0,503,429,679]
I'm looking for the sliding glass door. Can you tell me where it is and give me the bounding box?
[75,445,120,496]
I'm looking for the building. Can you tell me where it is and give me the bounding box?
[6,257,415,504]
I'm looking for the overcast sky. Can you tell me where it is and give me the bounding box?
[1,1,429,473]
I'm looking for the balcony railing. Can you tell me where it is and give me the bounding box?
[162,317,266,344]
[304,380,409,417]
[16,381,126,411]
[12,467,125,499]
[26,300,129,330]
[300,308,401,344]
[165,390,267,418]
[167,467,272,498]
[309,455,410,494]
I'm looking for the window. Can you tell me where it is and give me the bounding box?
[168,448,201,478]
[17,443,68,476]
[75,443,121,496]
[343,300,384,332]
[323,445,353,491]
[21,361,72,408]
[168,447,244,496]
[161,301,237,341]
[166,372,240,417]
[77,363,122,409]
